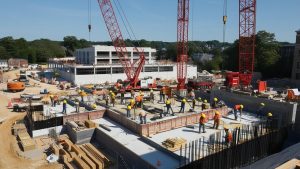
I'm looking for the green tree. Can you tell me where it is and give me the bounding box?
[0,46,10,59]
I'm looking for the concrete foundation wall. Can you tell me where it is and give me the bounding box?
[198,90,298,126]
[94,128,156,169]
[106,107,229,136]
[66,125,95,144]
[32,126,63,137]
[63,110,105,124]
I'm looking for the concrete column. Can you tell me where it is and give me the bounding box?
[109,51,112,64]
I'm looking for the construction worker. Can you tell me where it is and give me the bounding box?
[213,111,221,129]
[139,110,147,124]
[105,95,109,106]
[92,103,97,110]
[80,91,85,102]
[126,104,132,118]
[130,99,135,108]
[234,104,244,120]
[120,90,125,105]
[150,89,154,103]
[111,92,116,107]
[135,95,142,108]
[224,127,233,146]
[197,97,202,106]
[266,112,273,130]
[165,98,174,116]
[62,99,67,114]
[202,100,208,110]
[192,98,196,110]
[50,94,54,107]
[256,103,265,118]
[179,98,186,113]
[212,97,218,108]
[53,95,58,107]
[199,113,207,133]
[159,88,164,103]
[75,101,80,113]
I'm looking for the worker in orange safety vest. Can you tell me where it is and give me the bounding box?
[224,127,233,146]
[213,111,221,129]
[234,104,244,120]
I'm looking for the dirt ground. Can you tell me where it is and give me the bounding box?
[0,70,62,169]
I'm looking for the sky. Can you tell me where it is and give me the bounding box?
[0,0,299,43]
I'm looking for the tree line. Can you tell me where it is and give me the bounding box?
[0,30,294,78]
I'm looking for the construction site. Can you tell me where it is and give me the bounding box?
[0,0,300,169]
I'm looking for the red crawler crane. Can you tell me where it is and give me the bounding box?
[238,0,256,86]
[97,0,145,88]
[226,0,256,88]
[177,0,190,90]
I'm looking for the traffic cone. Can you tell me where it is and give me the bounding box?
[7,101,12,108]
[156,160,161,167]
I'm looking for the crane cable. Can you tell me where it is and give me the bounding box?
[223,0,228,48]
[88,0,92,43]
[113,0,139,46]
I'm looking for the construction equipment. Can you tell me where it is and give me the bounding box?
[225,0,256,88]
[162,137,187,152]
[97,0,145,89]
[7,81,25,92]
[286,89,300,101]
[177,0,190,90]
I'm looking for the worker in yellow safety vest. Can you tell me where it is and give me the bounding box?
[127,104,132,118]
[165,98,174,116]
[111,92,115,107]
[178,98,186,113]
[202,100,208,110]
[212,97,218,108]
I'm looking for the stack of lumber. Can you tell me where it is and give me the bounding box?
[17,131,36,152]
[85,120,96,128]
[53,139,109,169]
[162,137,187,152]
[80,143,111,168]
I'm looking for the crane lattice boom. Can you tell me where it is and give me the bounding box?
[239,0,256,86]
[177,0,190,90]
[97,0,145,87]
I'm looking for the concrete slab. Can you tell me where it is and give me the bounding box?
[147,110,262,156]
[92,118,179,169]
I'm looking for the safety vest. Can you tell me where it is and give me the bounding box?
[227,132,233,142]
[166,100,171,105]
[234,105,241,110]
[214,114,220,121]
[182,99,186,104]
[200,116,206,124]
[127,105,132,110]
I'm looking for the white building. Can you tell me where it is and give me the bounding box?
[75,45,156,65]
[0,60,8,68]
[49,45,197,85]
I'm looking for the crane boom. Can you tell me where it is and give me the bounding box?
[97,0,145,87]
[239,0,256,86]
[177,0,190,90]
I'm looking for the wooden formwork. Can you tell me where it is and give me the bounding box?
[106,107,229,136]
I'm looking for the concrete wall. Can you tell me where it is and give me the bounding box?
[93,128,156,169]
[197,90,298,127]
[63,110,105,124]
[66,125,95,144]
[32,125,64,137]
[106,107,229,137]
